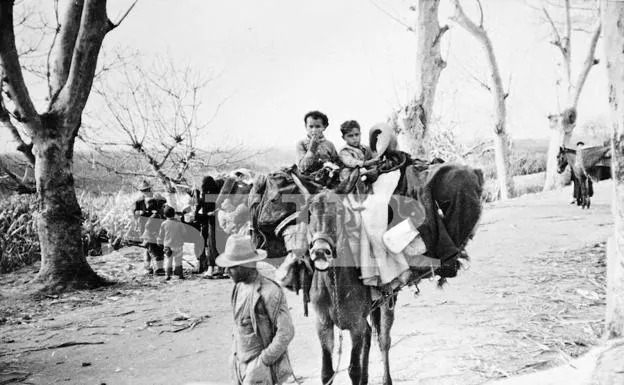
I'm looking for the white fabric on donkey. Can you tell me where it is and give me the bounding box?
[357,169,411,288]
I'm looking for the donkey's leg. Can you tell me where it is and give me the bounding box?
[360,320,372,385]
[378,299,396,385]
[582,178,589,209]
[347,319,372,385]
[317,313,335,385]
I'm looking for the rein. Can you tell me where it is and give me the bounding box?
[323,264,344,385]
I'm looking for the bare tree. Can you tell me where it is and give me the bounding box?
[80,55,249,193]
[537,0,602,190]
[371,0,448,158]
[449,0,515,200]
[0,0,136,291]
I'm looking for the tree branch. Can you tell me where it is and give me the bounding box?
[450,0,484,39]
[476,0,484,27]
[107,0,138,32]
[572,16,601,107]
[542,6,564,51]
[49,0,84,103]
[433,25,450,48]
[46,0,61,100]
[0,3,39,127]
[53,0,109,134]
[368,0,414,32]
[564,0,571,49]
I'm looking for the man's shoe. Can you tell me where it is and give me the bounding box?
[145,267,154,275]
[155,268,166,276]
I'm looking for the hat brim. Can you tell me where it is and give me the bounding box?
[216,250,267,268]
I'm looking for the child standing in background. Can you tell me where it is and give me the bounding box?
[158,206,187,280]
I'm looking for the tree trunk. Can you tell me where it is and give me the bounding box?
[543,111,575,190]
[603,0,624,339]
[590,1,624,382]
[494,130,513,200]
[450,0,514,199]
[30,123,105,292]
[398,0,447,158]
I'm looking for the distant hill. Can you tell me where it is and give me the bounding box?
[1,139,553,195]
[513,138,549,153]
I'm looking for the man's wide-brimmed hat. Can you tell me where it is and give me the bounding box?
[138,180,152,192]
[216,234,267,267]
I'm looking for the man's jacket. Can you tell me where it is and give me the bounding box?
[231,275,295,384]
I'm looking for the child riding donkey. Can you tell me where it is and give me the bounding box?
[279,114,415,298]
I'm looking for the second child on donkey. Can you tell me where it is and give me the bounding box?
[338,120,380,207]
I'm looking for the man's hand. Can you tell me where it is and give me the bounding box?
[244,356,271,385]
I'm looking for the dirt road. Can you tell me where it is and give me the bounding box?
[0,182,613,385]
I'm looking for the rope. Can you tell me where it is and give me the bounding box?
[368,264,437,314]
[323,263,345,385]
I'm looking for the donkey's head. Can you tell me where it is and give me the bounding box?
[304,190,345,271]
[557,146,570,174]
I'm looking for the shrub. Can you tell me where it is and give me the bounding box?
[0,195,40,273]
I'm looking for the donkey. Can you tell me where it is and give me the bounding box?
[557,146,611,209]
[296,162,484,385]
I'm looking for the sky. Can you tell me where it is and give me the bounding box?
[1,0,611,154]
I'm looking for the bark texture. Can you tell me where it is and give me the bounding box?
[589,1,624,382]
[450,0,514,199]
[397,0,447,158]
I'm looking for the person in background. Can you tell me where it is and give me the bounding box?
[141,200,166,276]
[157,206,187,280]
[132,180,166,243]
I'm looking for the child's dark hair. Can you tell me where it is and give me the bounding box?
[340,120,360,136]
[304,111,329,127]
[164,206,175,218]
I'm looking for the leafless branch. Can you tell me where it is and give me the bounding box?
[572,15,601,106]
[542,6,564,50]
[107,0,138,32]
[46,0,60,99]
[564,0,571,48]
[368,0,414,32]
[48,0,83,104]
[0,3,39,128]
[476,0,484,27]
